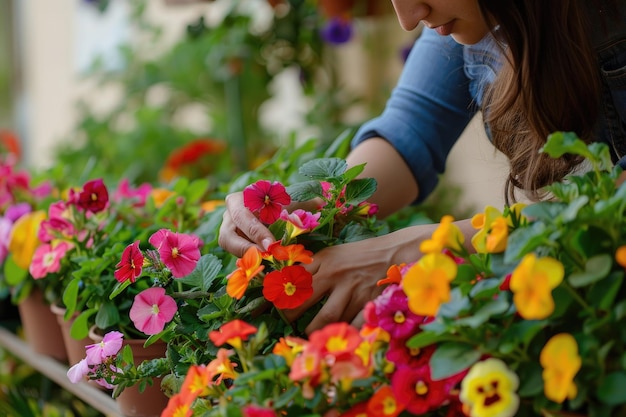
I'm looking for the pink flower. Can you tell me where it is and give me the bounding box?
[148,229,201,278]
[0,216,12,264]
[67,358,90,383]
[279,209,321,239]
[114,241,144,283]
[373,284,426,340]
[72,178,109,213]
[130,287,177,335]
[112,178,152,206]
[29,241,73,279]
[85,331,124,365]
[243,180,291,224]
[243,405,277,417]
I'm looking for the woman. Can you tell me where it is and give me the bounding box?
[218,0,626,334]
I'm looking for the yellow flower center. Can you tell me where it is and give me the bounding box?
[393,311,406,324]
[171,247,179,259]
[416,380,428,396]
[382,397,397,415]
[409,347,421,357]
[152,304,160,314]
[91,192,98,201]
[284,282,296,296]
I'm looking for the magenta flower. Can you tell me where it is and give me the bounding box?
[73,178,109,213]
[130,287,177,335]
[29,241,73,279]
[5,202,31,222]
[112,178,152,206]
[243,180,291,224]
[243,405,277,417]
[114,241,144,283]
[0,217,11,264]
[84,331,124,365]
[280,209,321,239]
[374,284,425,339]
[148,229,201,278]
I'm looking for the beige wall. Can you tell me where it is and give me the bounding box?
[16,0,509,213]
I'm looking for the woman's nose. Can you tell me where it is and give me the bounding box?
[391,2,431,31]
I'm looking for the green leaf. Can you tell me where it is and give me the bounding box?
[342,164,365,182]
[180,253,222,292]
[430,342,481,380]
[455,298,510,328]
[504,222,550,264]
[109,280,132,300]
[298,158,347,179]
[541,132,593,160]
[589,271,623,310]
[3,255,28,286]
[70,308,98,340]
[95,302,121,329]
[568,254,612,288]
[597,372,626,405]
[286,180,322,202]
[406,331,458,349]
[343,178,377,206]
[62,277,81,317]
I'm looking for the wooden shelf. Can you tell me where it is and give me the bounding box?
[0,326,123,417]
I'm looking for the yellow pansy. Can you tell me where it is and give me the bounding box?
[460,358,520,417]
[8,210,46,270]
[540,333,581,403]
[471,206,508,254]
[509,253,564,320]
[419,215,465,254]
[402,252,457,317]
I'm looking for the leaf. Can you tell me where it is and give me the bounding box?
[430,342,481,380]
[568,254,612,288]
[589,271,623,310]
[455,298,510,328]
[504,222,549,264]
[3,255,28,286]
[62,277,81,317]
[298,158,347,179]
[70,308,98,340]
[597,372,626,405]
[343,178,377,206]
[95,302,121,329]
[180,254,222,292]
[286,180,323,202]
[323,128,355,158]
[406,331,458,349]
[541,132,593,160]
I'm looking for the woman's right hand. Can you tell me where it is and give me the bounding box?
[218,191,276,258]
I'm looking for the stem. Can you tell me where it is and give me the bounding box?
[564,283,594,316]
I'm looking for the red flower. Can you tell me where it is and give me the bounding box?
[262,265,313,309]
[73,178,109,213]
[368,385,405,417]
[114,241,144,283]
[208,320,257,349]
[242,405,277,417]
[391,364,450,415]
[243,180,291,224]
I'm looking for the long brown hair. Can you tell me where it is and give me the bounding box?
[478,0,603,202]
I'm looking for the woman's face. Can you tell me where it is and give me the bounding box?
[390,0,489,45]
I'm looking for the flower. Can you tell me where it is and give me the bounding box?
[540,333,581,403]
[114,240,144,283]
[459,358,519,417]
[243,180,291,224]
[262,265,313,309]
[129,287,178,335]
[208,320,258,349]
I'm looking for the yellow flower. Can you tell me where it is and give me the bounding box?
[460,358,520,417]
[419,215,465,254]
[471,206,508,254]
[402,252,457,317]
[540,333,581,403]
[201,199,224,213]
[150,188,175,208]
[509,253,564,320]
[8,210,46,270]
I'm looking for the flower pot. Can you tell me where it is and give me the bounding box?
[17,287,67,362]
[50,303,92,367]
[89,327,169,417]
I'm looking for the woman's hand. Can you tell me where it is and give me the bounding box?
[284,223,443,335]
[218,192,275,258]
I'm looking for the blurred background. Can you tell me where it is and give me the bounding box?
[0,0,509,214]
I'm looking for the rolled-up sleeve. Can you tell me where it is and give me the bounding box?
[352,28,477,203]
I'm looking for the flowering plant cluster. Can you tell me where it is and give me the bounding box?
[66,156,384,399]
[159,132,626,417]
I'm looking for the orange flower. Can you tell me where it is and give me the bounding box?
[377,264,406,287]
[161,393,193,417]
[208,319,257,349]
[368,385,405,417]
[616,245,626,268]
[180,364,213,401]
[471,206,508,254]
[509,253,564,320]
[265,242,314,266]
[226,246,265,299]
[273,336,307,366]
[206,348,238,384]
[309,322,363,358]
[262,265,313,309]
[150,188,175,208]
[402,253,458,317]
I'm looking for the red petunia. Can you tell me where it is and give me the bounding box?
[243,180,291,224]
[208,319,257,349]
[262,265,313,310]
[114,241,144,283]
[74,178,109,213]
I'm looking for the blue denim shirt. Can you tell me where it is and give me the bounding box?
[353,11,626,203]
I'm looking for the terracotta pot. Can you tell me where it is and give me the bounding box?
[89,327,169,417]
[17,287,67,362]
[50,303,92,367]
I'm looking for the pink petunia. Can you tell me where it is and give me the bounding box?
[67,358,91,383]
[148,229,201,278]
[85,331,124,365]
[114,241,144,283]
[130,287,177,335]
[0,216,12,264]
[112,178,152,206]
[279,209,321,239]
[29,241,73,279]
[243,180,291,224]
